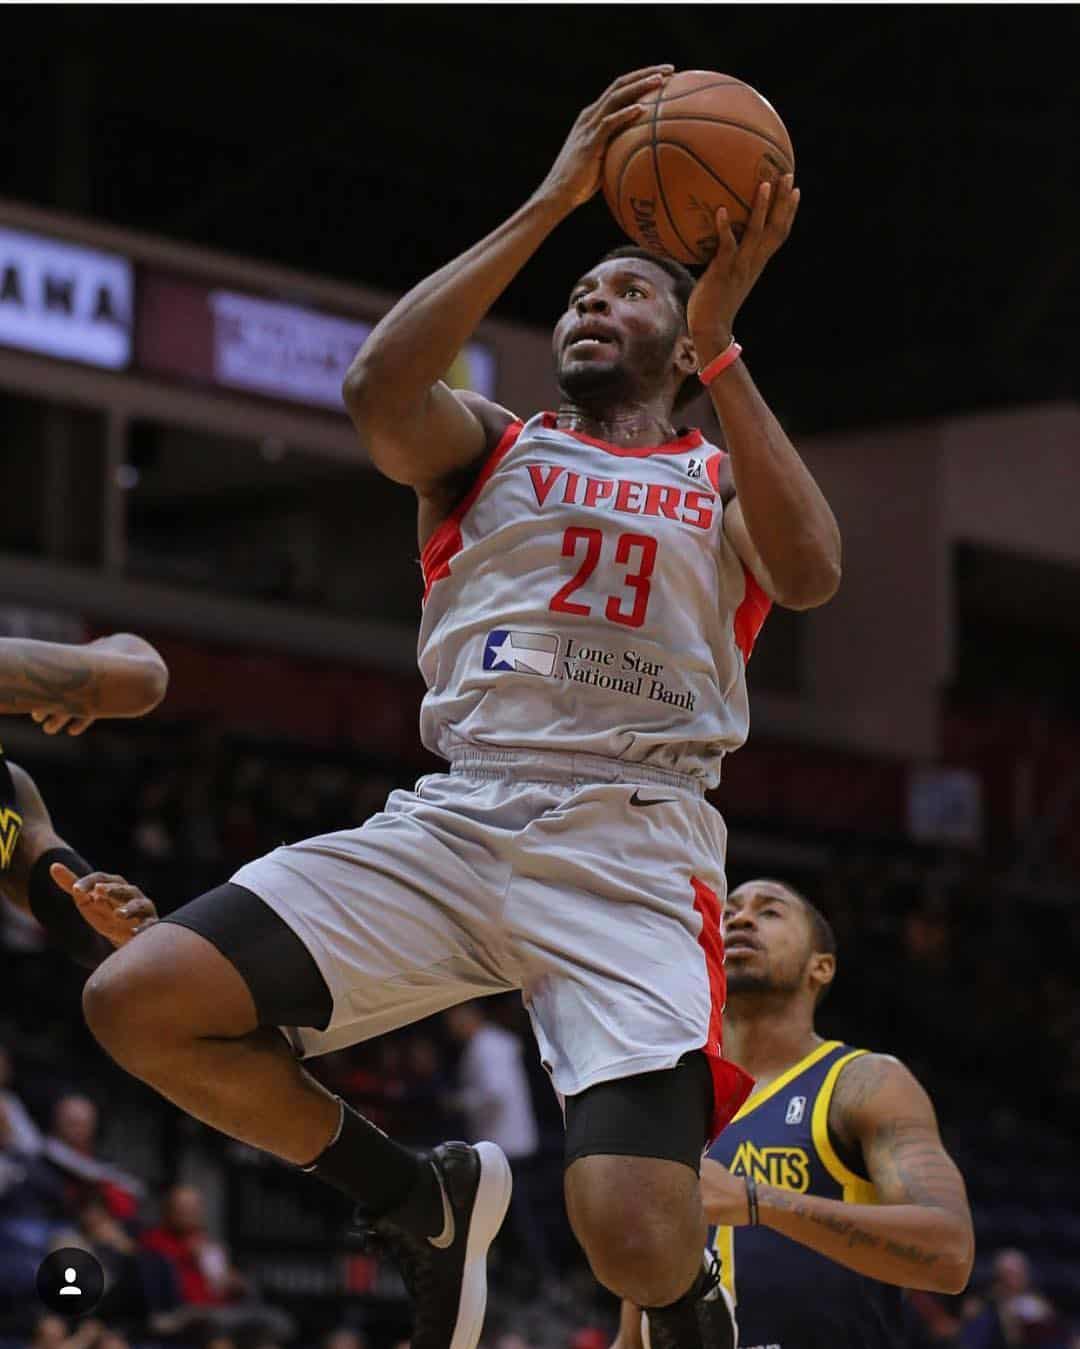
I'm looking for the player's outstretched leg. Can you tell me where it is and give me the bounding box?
[565,1154,736,1349]
[560,1057,736,1349]
[81,889,511,1349]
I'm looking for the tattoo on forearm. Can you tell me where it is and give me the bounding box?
[763,1189,942,1268]
[0,651,99,715]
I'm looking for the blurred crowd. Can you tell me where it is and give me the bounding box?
[0,1046,294,1348]
[0,722,1077,1347]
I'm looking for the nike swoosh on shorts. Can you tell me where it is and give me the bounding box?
[629,789,677,807]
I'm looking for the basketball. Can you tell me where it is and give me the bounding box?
[601,70,795,266]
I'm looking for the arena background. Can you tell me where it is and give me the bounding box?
[1,6,1078,1349]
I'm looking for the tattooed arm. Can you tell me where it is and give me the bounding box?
[0,634,168,734]
[700,1053,974,1292]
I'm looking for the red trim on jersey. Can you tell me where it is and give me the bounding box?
[705,450,727,494]
[541,412,703,458]
[420,419,525,601]
[692,876,755,1144]
[733,566,772,663]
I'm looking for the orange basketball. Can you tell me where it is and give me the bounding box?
[601,71,795,266]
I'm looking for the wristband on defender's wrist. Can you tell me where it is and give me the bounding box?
[744,1173,760,1226]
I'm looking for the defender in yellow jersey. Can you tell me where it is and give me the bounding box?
[617,878,974,1349]
[0,629,166,958]
[0,755,158,965]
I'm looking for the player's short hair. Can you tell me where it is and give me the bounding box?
[599,246,700,411]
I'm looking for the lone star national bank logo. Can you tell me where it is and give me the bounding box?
[483,630,559,677]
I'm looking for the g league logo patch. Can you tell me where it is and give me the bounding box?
[785,1095,807,1126]
[686,457,704,480]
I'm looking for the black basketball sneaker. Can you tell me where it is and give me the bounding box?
[643,1249,738,1349]
[358,1140,512,1349]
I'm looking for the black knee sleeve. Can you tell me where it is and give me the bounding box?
[564,1051,714,1172]
[29,847,113,970]
[162,883,333,1030]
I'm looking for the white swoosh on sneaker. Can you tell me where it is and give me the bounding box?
[427,1172,455,1249]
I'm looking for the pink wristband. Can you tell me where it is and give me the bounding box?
[698,340,743,386]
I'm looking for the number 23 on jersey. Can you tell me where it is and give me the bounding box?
[549,528,658,629]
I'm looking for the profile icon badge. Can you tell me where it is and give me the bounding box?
[36,1248,105,1315]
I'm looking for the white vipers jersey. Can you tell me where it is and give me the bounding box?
[417,412,771,788]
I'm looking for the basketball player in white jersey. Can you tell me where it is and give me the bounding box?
[72,66,841,1349]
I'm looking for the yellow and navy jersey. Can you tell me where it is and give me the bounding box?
[708,1039,910,1349]
[0,745,22,873]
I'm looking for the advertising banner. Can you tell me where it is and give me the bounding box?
[0,227,133,369]
[136,271,496,410]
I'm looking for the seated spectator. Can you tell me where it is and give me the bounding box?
[961,1249,1068,1349]
[52,1196,175,1326]
[41,1096,143,1221]
[141,1185,246,1308]
[141,1184,294,1344]
[0,1044,42,1155]
[0,1092,35,1201]
[0,1098,70,1282]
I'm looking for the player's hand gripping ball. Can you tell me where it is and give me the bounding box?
[540,65,675,212]
[685,173,801,358]
[601,70,795,264]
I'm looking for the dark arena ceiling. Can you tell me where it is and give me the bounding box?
[3,5,1078,435]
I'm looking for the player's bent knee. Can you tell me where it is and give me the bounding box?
[566,1154,704,1304]
[83,921,258,1058]
[581,1219,692,1305]
[82,945,147,1050]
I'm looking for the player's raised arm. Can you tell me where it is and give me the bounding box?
[701,1053,975,1293]
[0,634,169,735]
[342,66,674,493]
[688,183,842,611]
